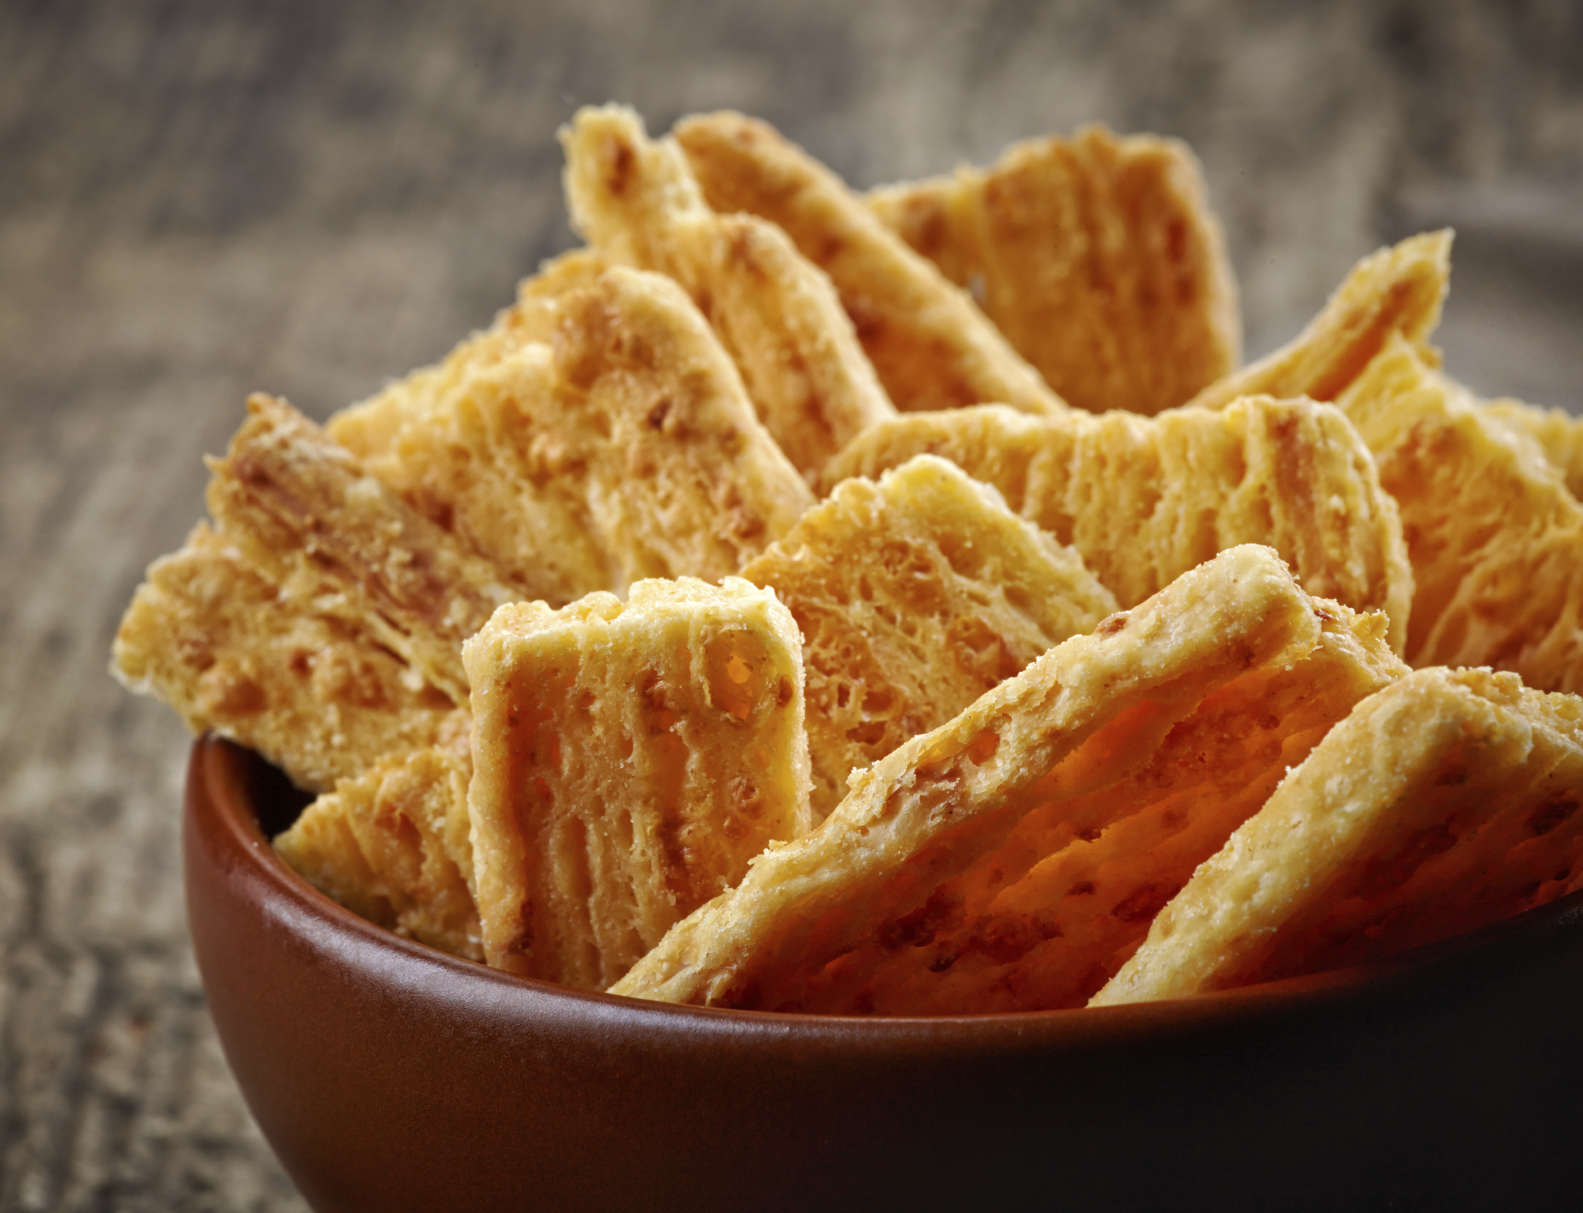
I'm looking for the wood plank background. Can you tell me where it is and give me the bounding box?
[2,1,1580,1208]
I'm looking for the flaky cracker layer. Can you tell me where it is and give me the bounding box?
[674,110,1066,418]
[1185,230,1450,412]
[867,125,1239,417]
[825,394,1412,654]
[742,454,1116,821]
[276,745,483,961]
[1337,334,1583,692]
[1095,667,1583,1006]
[112,523,468,793]
[464,576,812,989]
[561,104,895,482]
[612,546,1382,1012]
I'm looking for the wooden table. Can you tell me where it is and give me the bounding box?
[3,2,1579,1207]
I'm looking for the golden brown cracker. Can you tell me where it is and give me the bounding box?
[275,745,483,961]
[672,110,1066,417]
[1095,667,1583,1006]
[112,523,468,793]
[825,394,1412,653]
[547,265,816,582]
[561,105,895,481]
[867,125,1239,416]
[318,267,815,601]
[206,393,525,703]
[329,247,608,458]
[740,454,1117,821]
[1483,396,1583,503]
[1186,231,1451,411]
[611,545,1354,1010]
[464,577,812,989]
[1336,334,1583,692]
[787,602,1404,1014]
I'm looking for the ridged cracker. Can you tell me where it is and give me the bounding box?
[112,523,468,792]
[867,125,1239,416]
[612,546,1376,1011]
[464,577,813,989]
[326,267,814,599]
[824,394,1412,653]
[1483,397,1583,503]
[1095,667,1583,1006]
[561,105,895,482]
[741,454,1116,821]
[1186,231,1450,411]
[673,110,1066,417]
[275,745,482,961]
[205,394,524,704]
[1335,333,1583,692]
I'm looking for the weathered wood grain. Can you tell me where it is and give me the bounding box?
[1,0,1579,1207]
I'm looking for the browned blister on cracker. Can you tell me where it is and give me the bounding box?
[673,110,1066,417]
[1336,334,1583,692]
[867,125,1239,416]
[1095,667,1583,1006]
[561,105,895,481]
[826,395,1413,653]
[741,454,1117,821]
[275,745,483,961]
[611,546,1403,1012]
[464,577,813,989]
[1186,231,1450,412]
[112,523,469,792]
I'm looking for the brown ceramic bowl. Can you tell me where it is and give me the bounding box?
[187,734,1583,1213]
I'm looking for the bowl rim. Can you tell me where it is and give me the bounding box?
[189,732,1583,1039]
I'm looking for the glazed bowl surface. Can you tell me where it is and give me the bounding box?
[186,735,1583,1213]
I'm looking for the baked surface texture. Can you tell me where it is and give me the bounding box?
[1185,231,1450,411]
[824,394,1413,653]
[741,454,1116,821]
[464,576,812,989]
[329,266,815,599]
[561,104,895,482]
[274,746,482,961]
[112,524,468,792]
[867,125,1239,416]
[611,546,1402,1013]
[1337,334,1583,692]
[1095,666,1583,1005]
[674,110,1066,417]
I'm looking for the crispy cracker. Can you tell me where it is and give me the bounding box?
[673,110,1066,417]
[560,105,895,481]
[740,454,1117,821]
[544,266,815,582]
[1483,397,1583,503]
[111,524,468,792]
[205,394,526,703]
[329,247,609,457]
[866,125,1239,416]
[612,546,1382,1010]
[318,268,814,599]
[464,577,813,988]
[825,395,1412,653]
[1335,334,1583,691]
[1185,231,1451,411]
[275,745,482,960]
[1094,667,1583,1006]
[330,344,616,608]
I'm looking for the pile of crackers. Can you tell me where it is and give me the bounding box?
[114,105,1583,1014]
